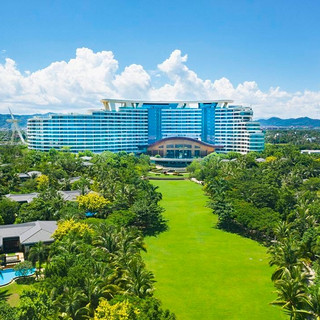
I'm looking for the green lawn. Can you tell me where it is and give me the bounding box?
[0,280,34,307]
[143,180,286,320]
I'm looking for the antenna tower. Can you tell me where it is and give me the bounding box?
[6,108,26,145]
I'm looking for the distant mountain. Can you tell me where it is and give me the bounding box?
[258,117,320,128]
[0,113,55,130]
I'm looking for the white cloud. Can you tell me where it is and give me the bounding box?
[0,47,319,119]
[113,64,151,99]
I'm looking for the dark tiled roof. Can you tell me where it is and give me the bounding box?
[0,221,57,247]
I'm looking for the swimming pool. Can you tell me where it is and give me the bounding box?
[0,268,36,286]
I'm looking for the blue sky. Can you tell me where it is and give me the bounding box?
[0,0,320,117]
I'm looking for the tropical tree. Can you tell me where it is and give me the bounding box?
[0,198,19,224]
[17,289,56,320]
[82,277,105,317]
[37,174,49,191]
[268,235,302,281]
[28,241,48,273]
[126,257,155,298]
[94,299,139,320]
[56,286,86,320]
[0,300,17,320]
[14,261,33,278]
[77,193,110,214]
[271,266,309,320]
[295,285,320,320]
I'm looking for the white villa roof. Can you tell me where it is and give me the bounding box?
[18,173,31,179]
[27,171,42,177]
[5,193,39,203]
[59,190,81,201]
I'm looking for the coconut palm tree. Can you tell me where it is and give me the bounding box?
[272,266,309,320]
[57,286,86,320]
[102,266,128,299]
[268,235,302,281]
[116,227,146,263]
[273,221,292,241]
[82,277,105,317]
[28,241,48,272]
[126,257,155,298]
[295,285,320,320]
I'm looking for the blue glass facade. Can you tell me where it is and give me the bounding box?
[200,103,217,143]
[27,99,264,154]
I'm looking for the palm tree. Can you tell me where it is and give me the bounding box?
[82,277,105,317]
[295,285,320,320]
[268,235,302,281]
[57,286,86,320]
[271,266,309,320]
[93,224,119,259]
[273,221,291,241]
[93,224,146,268]
[102,266,128,299]
[126,257,155,298]
[116,227,146,263]
[78,176,90,196]
[28,241,47,272]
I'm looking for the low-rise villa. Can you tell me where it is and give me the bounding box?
[5,190,82,204]
[0,220,57,253]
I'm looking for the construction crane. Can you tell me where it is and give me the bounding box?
[6,108,26,145]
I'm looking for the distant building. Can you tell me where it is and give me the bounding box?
[5,193,39,204]
[301,150,320,155]
[27,99,264,154]
[5,190,81,204]
[214,105,264,153]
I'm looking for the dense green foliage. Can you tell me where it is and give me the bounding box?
[0,222,175,319]
[265,129,320,149]
[188,145,320,241]
[0,146,171,319]
[188,144,320,319]
[0,146,166,236]
[0,198,19,224]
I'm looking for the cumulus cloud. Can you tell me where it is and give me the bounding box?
[0,47,319,118]
[113,64,151,99]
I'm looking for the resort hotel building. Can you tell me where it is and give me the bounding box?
[27,99,264,156]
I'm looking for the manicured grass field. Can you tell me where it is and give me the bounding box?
[0,280,33,306]
[143,180,286,320]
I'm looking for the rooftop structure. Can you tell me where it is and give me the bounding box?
[0,221,57,253]
[6,190,81,203]
[60,190,81,201]
[17,171,42,180]
[27,99,264,154]
[5,192,39,203]
[301,150,320,154]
